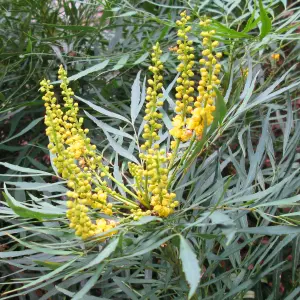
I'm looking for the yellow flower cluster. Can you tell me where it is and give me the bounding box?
[271,53,280,61]
[186,18,222,138]
[242,67,249,78]
[169,10,195,143]
[129,150,178,219]
[140,150,178,217]
[129,43,178,219]
[141,42,164,151]
[169,15,223,144]
[39,13,223,239]
[40,66,116,239]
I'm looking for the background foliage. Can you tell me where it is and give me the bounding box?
[0,0,299,299]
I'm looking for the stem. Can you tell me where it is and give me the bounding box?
[92,171,138,208]
[167,136,196,189]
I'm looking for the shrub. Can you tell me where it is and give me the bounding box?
[1,4,300,300]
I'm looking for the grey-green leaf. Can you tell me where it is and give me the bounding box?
[79,237,119,270]
[179,235,201,299]
[67,60,109,82]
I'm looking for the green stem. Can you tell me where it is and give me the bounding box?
[93,171,138,208]
[167,136,196,189]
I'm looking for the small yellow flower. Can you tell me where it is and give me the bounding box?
[271,53,280,61]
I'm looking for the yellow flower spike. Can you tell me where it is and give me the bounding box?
[128,43,178,219]
[169,11,195,145]
[40,66,122,240]
[186,17,222,139]
[141,42,164,151]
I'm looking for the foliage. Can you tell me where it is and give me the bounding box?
[0,0,300,299]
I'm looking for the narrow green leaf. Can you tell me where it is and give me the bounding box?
[43,24,97,31]
[117,11,137,18]
[130,216,162,225]
[76,95,130,124]
[0,162,52,176]
[238,226,300,235]
[255,194,300,208]
[131,71,142,124]
[4,258,77,294]
[79,237,119,270]
[64,60,109,82]
[72,264,106,300]
[258,0,272,39]
[0,117,43,145]
[84,111,134,140]
[0,249,37,258]
[285,287,300,300]
[112,277,139,300]
[283,92,293,155]
[133,52,149,65]
[103,129,139,164]
[210,20,251,38]
[179,235,201,299]
[292,235,300,281]
[112,54,130,71]
[113,234,177,260]
[4,181,67,192]
[6,233,76,255]
[280,0,287,8]
[33,260,63,270]
[3,185,65,220]
[242,5,260,33]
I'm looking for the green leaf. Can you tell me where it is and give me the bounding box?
[76,95,131,124]
[4,181,67,192]
[112,54,130,71]
[258,0,272,39]
[113,234,177,260]
[3,257,77,295]
[57,60,109,83]
[43,24,97,31]
[0,249,37,258]
[33,260,63,270]
[72,264,106,300]
[133,52,149,65]
[131,71,142,125]
[242,5,260,33]
[283,92,293,155]
[285,287,300,300]
[255,194,300,208]
[117,11,137,18]
[0,117,43,145]
[103,129,139,164]
[79,237,119,271]
[292,236,300,281]
[3,184,65,220]
[179,235,201,299]
[238,226,300,235]
[281,211,300,217]
[0,162,52,176]
[130,216,162,225]
[210,20,251,38]
[6,232,76,255]
[84,111,134,140]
